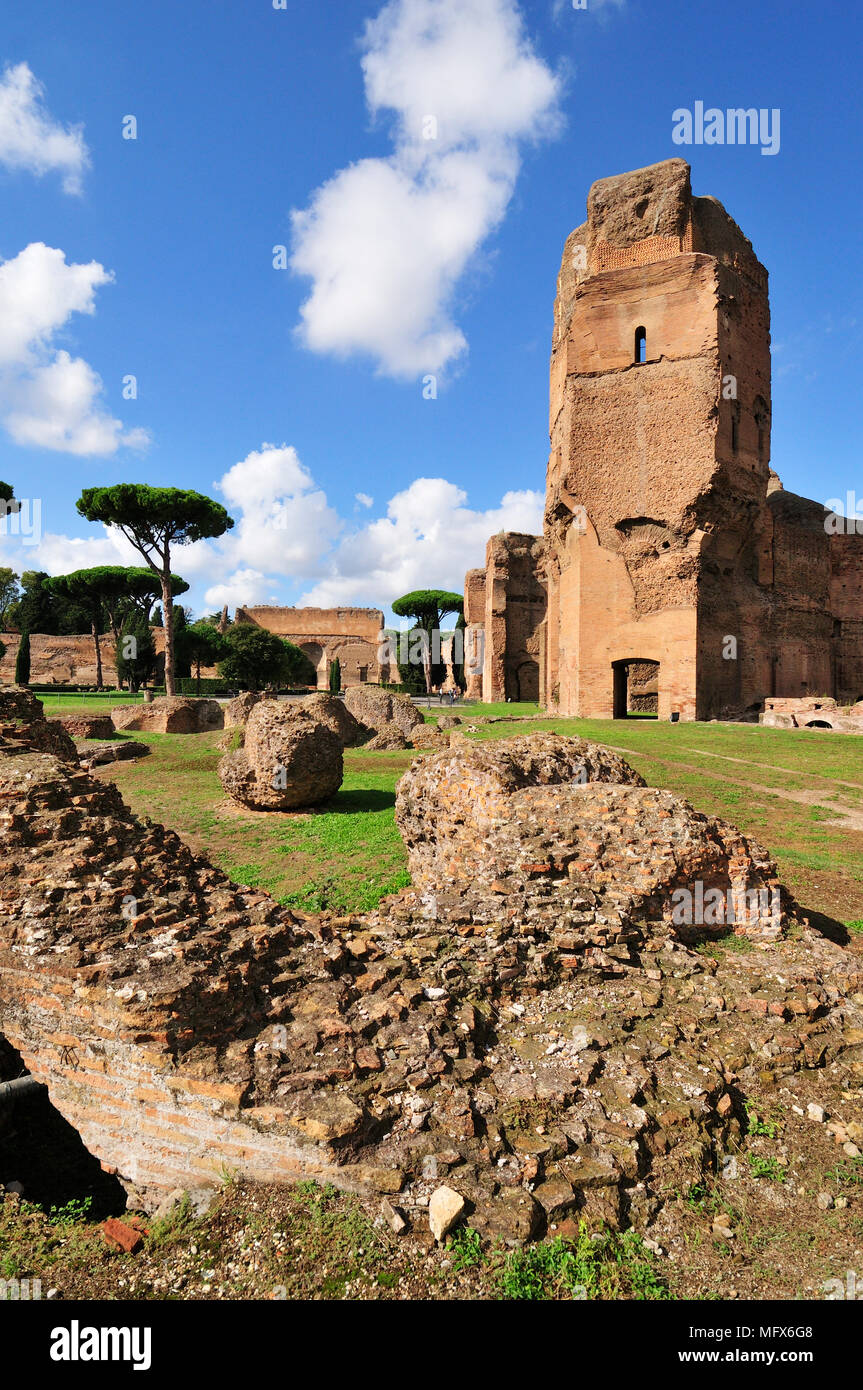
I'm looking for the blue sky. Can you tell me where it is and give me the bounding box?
[0,0,860,619]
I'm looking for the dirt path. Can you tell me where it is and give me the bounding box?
[603,743,863,832]
[682,745,863,794]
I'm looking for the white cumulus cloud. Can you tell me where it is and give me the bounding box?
[290,0,561,378]
[214,444,342,575]
[203,569,274,613]
[299,475,544,608]
[0,242,149,456]
[0,62,89,194]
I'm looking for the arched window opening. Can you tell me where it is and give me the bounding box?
[634,326,647,365]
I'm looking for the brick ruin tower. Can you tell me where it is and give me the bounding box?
[545,156,778,719]
[542,152,863,720]
[467,159,863,719]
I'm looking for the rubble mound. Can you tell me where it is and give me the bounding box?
[79,740,149,769]
[365,721,410,751]
[397,735,785,943]
[218,701,343,809]
[51,714,115,740]
[1,725,861,1247]
[344,686,423,739]
[112,697,224,735]
[0,688,78,764]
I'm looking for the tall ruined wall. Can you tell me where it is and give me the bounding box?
[235,606,386,688]
[463,568,486,699]
[480,534,547,703]
[545,158,771,719]
[0,634,121,688]
[236,606,383,642]
[541,157,863,720]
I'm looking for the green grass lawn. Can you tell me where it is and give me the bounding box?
[38,692,148,712]
[94,710,863,929]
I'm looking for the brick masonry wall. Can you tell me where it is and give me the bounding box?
[2,701,862,1234]
[0,634,120,687]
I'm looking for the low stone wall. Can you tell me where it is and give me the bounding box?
[51,714,115,740]
[0,634,120,687]
[112,697,224,735]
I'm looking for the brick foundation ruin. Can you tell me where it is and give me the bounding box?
[2,691,862,1238]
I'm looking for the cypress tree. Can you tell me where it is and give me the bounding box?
[15,629,30,686]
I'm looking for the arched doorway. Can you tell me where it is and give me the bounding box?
[612,658,659,719]
[516,659,540,702]
[298,642,324,688]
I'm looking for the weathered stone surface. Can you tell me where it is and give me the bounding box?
[224,691,263,727]
[364,721,410,751]
[0,688,77,764]
[344,687,423,738]
[79,740,149,768]
[51,714,115,740]
[410,724,451,750]
[302,694,366,747]
[112,697,224,735]
[1,716,862,1248]
[218,701,343,810]
[223,695,365,752]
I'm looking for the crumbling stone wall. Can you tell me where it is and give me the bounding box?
[2,700,861,1238]
[0,634,120,688]
[475,533,547,704]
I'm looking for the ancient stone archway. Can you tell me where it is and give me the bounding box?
[612,658,659,719]
[516,659,540,702]
[298,642,325,688]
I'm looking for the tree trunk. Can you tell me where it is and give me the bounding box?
[196,656,201,696]
[161,567,175,697]
[91,621,103,689]
[111,616,124,690]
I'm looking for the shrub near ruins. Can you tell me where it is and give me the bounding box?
[218,624,308,690]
